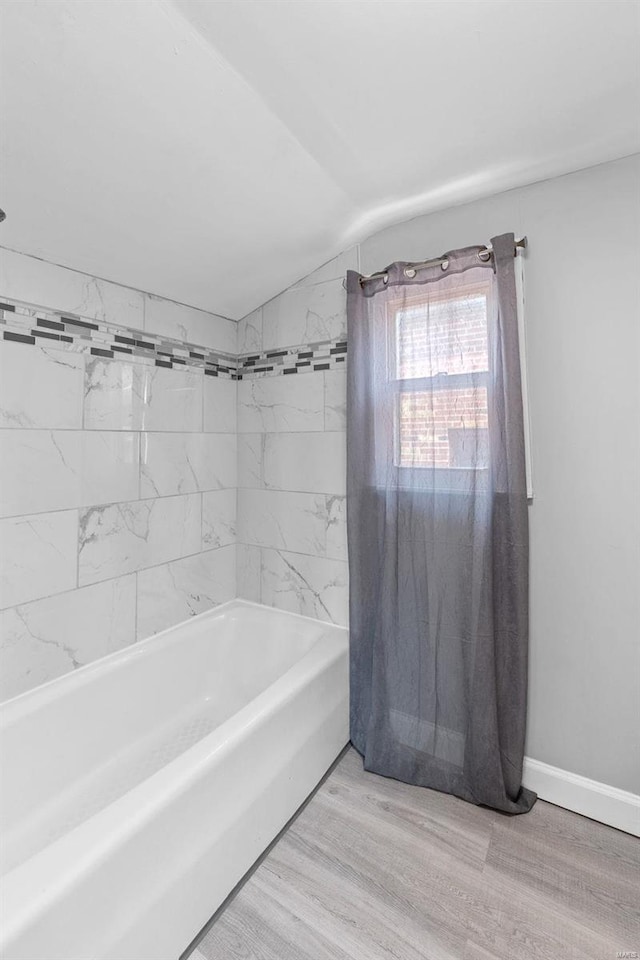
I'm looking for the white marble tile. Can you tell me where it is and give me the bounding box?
[0,511,78,609]
[262,277,347,350]
[78,494,201,585]
[324,368,347,431]
[237,433,264,488]
[260,548,348,626]
[0,249,144,329]
[238,375,324,433]
[136,365,204,432]
[326,495,348,561]
[83,358,141,430]
[0,575,136,702]
[136,545,236,639]
[236,542,261,603]
[0,341,84,429]
[198,433,237,491]
[79,431,140,505]
[144,294,236,354]
[237,307,262,354]
[263,431,346,494]
[237,489,327,557]
[0,430,81,518]
[203,376,237,434]
[140,433,236,498]
[202,489,236,549]
[140,433,194,497]
[291,247,359,288]
[0,430,139,517]
[84,359,203,432]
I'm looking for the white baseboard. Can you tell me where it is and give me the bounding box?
[522,757,640,837]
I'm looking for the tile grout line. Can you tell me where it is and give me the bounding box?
[0,487,242,521]
[76,346,86,591]
[134,427,142,642]
[2,461,344,523]
[0,542,239,616]
[74,507,80,591]
[134,568,139,643]
[0,428,238,435]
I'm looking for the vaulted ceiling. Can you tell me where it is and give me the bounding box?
[1,0,638,318]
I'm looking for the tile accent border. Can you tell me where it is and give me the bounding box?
[237,340,346,379]
[0,297,237,378]
[0,297,348,380]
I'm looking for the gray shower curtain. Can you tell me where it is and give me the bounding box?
[347,233,536,813]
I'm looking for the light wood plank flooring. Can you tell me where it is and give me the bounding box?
[188,747,640,960]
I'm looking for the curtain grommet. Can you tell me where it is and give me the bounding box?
[404,267,417,279]
[441,259,449,271]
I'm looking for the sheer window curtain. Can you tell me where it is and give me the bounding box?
[346,233,536,813]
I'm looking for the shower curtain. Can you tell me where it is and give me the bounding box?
[347,233,535,813]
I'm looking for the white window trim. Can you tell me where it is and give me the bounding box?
[515,255,534,499]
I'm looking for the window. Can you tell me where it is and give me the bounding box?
[379,275,495,490]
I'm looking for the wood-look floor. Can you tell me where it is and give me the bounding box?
[188,747,640,960]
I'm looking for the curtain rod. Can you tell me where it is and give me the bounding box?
[358,236,527,286]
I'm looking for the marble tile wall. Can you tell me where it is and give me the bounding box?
[235,248,356,626]
[0,245,357,700]
[0,250,238,701]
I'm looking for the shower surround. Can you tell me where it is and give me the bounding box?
[0,247,352,702]
[0,250,238,701]
[235,249,353,626]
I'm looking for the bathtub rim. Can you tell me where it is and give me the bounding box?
[0,597,347,720]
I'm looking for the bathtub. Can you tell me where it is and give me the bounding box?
[0,599,349,960]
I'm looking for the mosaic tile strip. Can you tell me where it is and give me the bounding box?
[236,340,347,379]
[0,298,237,378]
[0,297,347,379]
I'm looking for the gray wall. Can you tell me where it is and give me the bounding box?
[359,155,640,794]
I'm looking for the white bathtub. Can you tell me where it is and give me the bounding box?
[0,599,349,960]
